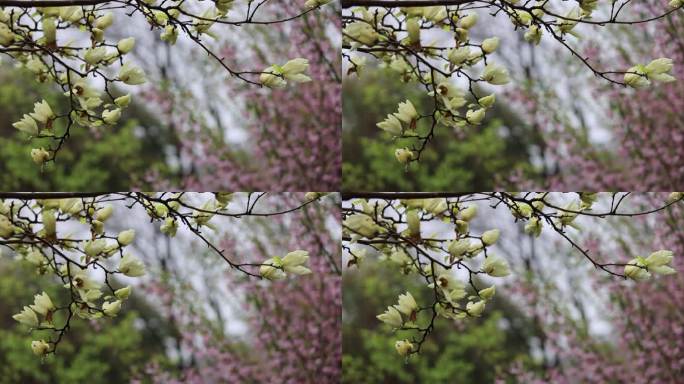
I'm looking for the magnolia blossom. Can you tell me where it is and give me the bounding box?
[395,339,414,356]
[13,306,39,327]
[482,254,511,277]
[116,37,135,54]
[376,114,403,136]
[30,292,54,316]
[282,250,312,275]
[395,148,416,164]
[259,258,286,281]
[460,205,477,221]
[377,306,403,328]
[13,114,39,135]
[479,285,496,300]
[395,100,418,124]
[118,253,146,277]
[260,58,311,88]
[345,214,382,238]
[466,300,485,317]
[481,229,500,246]
[281,58,312,83]
[624,258,651,281]
[395,292,418,317]
[118,62,146,85]
[31,340,50,356]
[645,250,676,275]
[115,286,132,300]
[481,63,510,85]
[102,108,122,124]
[344,22,379,46]
[30,148,50,165]
[448,239,469,258]
[481,37,499,54]
[117,229,135,246]
[29,100,54,124]
[102,300,122,316]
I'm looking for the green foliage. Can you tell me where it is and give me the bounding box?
[343,261,539,383]
[342,68,541,191]
[0,66,172,190]
[0,260,169,383]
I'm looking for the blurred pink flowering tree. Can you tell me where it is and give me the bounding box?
[146,2,340,190]
[140,193,341,383]
[499,195,684,383]
[510,3,684,190]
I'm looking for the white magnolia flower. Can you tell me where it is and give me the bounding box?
[119,253,146,277]
[30,292,55,316]
[13,306,39,327]
[395,148,416,164]
[260,68,286,89]
[459,205,477,221]
[377,306,403,328]
[31,148,50,165]
[30,100,55,124]
[645,250,676,275]
[102,300,122,316]
[481,229,500,246]
[479,285,496,300]
[84,46,107,65]
[377,114,403,135]
[466,300,486,316]
[459,13,478,29]
[448,239,469,258]
[395,292,418,317]
[482,254,511,277]
[282,250,312,275]
[102,108,122,124]
[13,114,39,135]
[466,108,486,125]
[448,46,470,65]
[395,100,418,124]
[481,63,510,85]
[260,258,286,280]
[31,340,51,356]
[281,58,312,83]
[481,37,499,54]
[115,94,131,108]
[624,257,651,281]
[345,214,382,238]
[395,339,414,356]
[344,22,379,46]
[119,62,146,85]
[117,229,136,246]
[117,37,135,54]
[624,65,650,89]
[115,286,132,300]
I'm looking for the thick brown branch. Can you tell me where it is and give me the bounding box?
[342,192,471,199]
[0,0,108,6]
[341,0,475,7]
[0,192,105,199]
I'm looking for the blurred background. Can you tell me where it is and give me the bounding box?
[342,193,684,383]
[0,193,341,383]
[342,2,684,191]
[0,2,340,191]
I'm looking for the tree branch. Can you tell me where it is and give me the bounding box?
[342,192,471,199]
[0,192,105,199]
[341,0,475,8]
[0,0,107,6]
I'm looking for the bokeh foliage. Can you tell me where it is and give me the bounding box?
[0,66,172,190]
[342,68,542,191]
[0,259,170,384]
[342,261,541,383]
